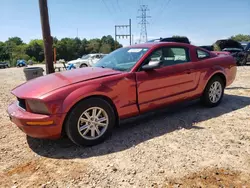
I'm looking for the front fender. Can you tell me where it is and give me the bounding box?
[61,83,112,113]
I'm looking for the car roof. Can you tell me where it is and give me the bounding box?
[127,42,192,49]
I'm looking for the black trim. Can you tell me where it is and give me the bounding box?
[17,98,26,110]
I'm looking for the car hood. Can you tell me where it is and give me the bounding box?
[12,67,122,99]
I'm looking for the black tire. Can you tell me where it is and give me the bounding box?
[80,64,88,68]
[201,76,225,107]
[65,98,116,146]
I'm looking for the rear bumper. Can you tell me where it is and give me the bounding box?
[7,102,66,139]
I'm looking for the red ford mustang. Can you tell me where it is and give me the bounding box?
[7,42,237,146]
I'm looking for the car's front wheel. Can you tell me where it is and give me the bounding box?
[65,98,116,146]
[201,76,225,107]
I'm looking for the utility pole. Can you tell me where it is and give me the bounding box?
[129,19,132,45]
[114,19,132,49]
[39,0,54,74]
[137,5,150,43]
[115,25,117,49]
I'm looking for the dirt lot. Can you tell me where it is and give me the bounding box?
[0,65,250,188]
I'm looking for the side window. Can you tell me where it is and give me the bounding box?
[149,49,162,62]
[140,47,189,70]
[163,47,189,65]
[197,49,210,59]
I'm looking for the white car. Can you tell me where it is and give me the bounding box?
[66,53,106,68]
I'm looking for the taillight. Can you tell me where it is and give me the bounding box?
[26,100,50,115]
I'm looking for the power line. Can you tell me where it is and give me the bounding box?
[137,5,151,43]
[151,0,171,25]
[101,0,116,23]
[116,0,122,12]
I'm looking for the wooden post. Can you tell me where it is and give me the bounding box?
[39,0,54,74]
[54,47,56,64]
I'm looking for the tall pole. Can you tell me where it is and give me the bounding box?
[39,0,54,74]
[129,19,132,45]
[115,26,117,50]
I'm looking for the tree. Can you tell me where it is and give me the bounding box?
[26,39,44,62]
[0,35,122,64]
[86,39,101,53]
[0,42,9,61]
[230,34,250,42]
[6,37,23,46]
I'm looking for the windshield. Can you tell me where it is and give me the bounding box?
[81,54,91,59]
[93,47,149,71]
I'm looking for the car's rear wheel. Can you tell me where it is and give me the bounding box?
[65,98,116,146]
[80,64,88,68]
[201,76,225,107]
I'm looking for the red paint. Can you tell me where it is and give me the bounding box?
[211,51,231,56]
[7,42,237,139]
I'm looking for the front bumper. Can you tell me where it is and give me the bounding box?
[7,102,66,139]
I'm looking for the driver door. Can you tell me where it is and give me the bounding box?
[136,46,196,112]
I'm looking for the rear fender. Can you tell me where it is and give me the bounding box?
[202,66,226,91]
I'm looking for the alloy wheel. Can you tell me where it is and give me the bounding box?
[209,81,222,103]
[77,107,109,140]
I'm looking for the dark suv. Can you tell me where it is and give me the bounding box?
[214,39,249,66]
[240,41,250,65]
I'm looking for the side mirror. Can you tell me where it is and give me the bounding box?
[141,60,162,71]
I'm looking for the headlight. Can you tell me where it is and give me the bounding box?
[26,100,50,115]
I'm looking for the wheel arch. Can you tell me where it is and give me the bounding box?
[203,72,227,93]
[80,63,88,67]
[61,95,119,136]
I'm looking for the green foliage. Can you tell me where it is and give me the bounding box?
[0,35,122,64]
[6,37,23,46]
[230,34,250,42]
[0,42,10,61]
[26,39,44,62]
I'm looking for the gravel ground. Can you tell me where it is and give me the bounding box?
[0,65,250,188]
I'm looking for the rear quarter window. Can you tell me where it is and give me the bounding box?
[197,49,210,59]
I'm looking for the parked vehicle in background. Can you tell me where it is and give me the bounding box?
[240,41,250,65]
[199,45,230,56]
[214,39,247,66]
[0,62,10,68]
[7,42,237,146]
[66,53,106,68]
[240,41,250,50]
[16,60,27,67]
[147,36,191,44]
